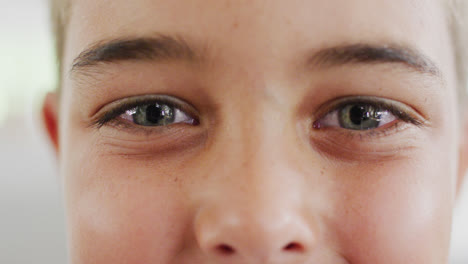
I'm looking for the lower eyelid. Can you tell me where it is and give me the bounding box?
[104,118,187,137]
[308,121,422,163]
[96,123,207,158]
[310,128,420,162]
[325,121,409,139]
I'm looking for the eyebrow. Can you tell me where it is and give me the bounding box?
[70,34,441,78]
[307,43,440,76]
[71,34,201,73]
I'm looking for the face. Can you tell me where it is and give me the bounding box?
[45,0,464,263]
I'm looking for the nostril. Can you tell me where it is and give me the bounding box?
[283,242,304,252]
[215,244,236,255]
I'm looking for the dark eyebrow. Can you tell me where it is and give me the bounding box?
[307,43,441,76]
[71,34,201,74]
[70,34,441,79]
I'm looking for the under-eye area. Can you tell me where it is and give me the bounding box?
[310,96,429,161]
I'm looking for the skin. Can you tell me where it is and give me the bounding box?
[42,0,468,263]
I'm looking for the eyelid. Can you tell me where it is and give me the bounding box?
[90,94,199,128]
[314,96,428,127]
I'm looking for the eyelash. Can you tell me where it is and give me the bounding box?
[312,96,426,137]
[92,95,426,141]
[91,96,198,129]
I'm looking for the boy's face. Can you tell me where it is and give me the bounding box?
[46,0,465,263]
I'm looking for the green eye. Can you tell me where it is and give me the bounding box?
[313,98,404,131]
[130,103,175,126]
[120,102,195,127]
[93,95,200,129]
[338,104,389,130]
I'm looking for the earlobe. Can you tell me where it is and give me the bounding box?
[42,92,59,153]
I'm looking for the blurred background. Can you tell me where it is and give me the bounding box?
[0,0,467,263]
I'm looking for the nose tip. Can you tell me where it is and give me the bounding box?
[212,239,306,256]
[213,241,306,256]
[195,207,317,262]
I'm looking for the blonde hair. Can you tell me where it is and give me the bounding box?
[50,0,468,97]
[446,0,468,100]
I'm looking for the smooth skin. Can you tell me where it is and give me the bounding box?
[43,0,468,263]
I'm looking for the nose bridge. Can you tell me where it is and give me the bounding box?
[223,85,294,168]
[193,104,319,262]
[216,96,301,203]
[209,84,308,213]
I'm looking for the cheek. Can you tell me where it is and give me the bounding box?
[331,152,454,263]
[63,149,192,263]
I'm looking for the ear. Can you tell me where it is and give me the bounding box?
[457,117,468,197]
[42,92,59,153]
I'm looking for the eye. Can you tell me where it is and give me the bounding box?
[120,103,195,126]
[315,103,396,130]
[313,97,423,131]
[93,95,199,128]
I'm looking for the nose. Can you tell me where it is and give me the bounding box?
[192,99,320,263]
[194,185,318,263]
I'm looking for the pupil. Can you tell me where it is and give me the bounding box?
[349,105,369,125]
[146,104,172,123]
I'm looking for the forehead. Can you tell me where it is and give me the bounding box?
[63,0,452,81]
